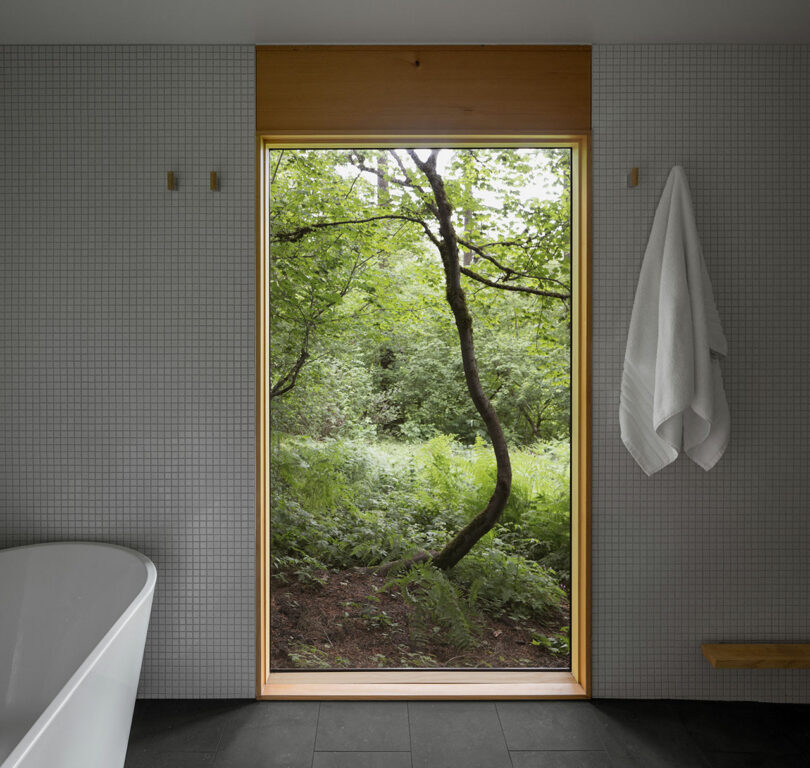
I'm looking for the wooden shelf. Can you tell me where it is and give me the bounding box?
[702,644,810,669]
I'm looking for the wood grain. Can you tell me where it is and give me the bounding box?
[255,135,592,698]
[255,139,271,695]
[702,644,810,669]
[256,46,591,134]
[571,135,592,697]
[261,670,588,700]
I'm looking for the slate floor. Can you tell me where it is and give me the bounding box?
[126,698,810,768]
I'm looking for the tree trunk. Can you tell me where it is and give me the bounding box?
[408,150,512,571]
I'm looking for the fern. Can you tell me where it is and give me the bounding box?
[386,563,480,650]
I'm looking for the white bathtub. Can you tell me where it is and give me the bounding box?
[0,542,156,768]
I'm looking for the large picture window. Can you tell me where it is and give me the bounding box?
[256,47,590,699]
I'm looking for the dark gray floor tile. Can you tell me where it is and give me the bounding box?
[315,702,410,752]
[781,704,810,751]
[592,699,711,768]
[313,752,413,768]
[409,701,511,768]
[497,701,605,750]
[510,751,613,768]
[673,701,801,755]
[128,700,243,752]
[213,702,319,768]
[125,748,216,768]
[705,753,810,768]
[219,700,319,730]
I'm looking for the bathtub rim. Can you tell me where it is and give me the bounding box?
[0,541,157,768]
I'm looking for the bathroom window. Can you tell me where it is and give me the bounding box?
[256,46,591,699]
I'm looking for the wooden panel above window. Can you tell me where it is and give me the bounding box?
[256,45,591,135]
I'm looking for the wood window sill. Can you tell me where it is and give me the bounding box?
[260,670,588,700]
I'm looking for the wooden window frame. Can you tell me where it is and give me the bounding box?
[256,47,591,700]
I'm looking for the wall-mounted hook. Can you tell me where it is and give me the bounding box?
[628,168,639,188]
[167,171,176,191]
[210,171,218,191]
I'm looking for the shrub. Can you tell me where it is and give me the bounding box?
[270,434,570,628]
[451,544,566,623]
[385,562,481,650]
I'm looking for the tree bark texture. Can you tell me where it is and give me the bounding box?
[407,150,513,571]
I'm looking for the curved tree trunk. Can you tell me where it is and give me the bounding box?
[408,150,512,571]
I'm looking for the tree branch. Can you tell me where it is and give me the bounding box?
[518,402,541,440]
[459,266,570,300]
[271,213,441,248]
[349,155,417,190]
[270,327,310,399]
[456,236,571,295]
[270,149,284,185]
[389,150,427,193]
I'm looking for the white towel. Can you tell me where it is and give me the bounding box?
[620,166,729,476]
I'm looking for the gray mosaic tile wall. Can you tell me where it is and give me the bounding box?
[0,45,256,697]
[592,45,810,702]
[2,43,808,702]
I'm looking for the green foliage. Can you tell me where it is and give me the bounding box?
[531,626,570,656]
[268,147,574,667]
[385,562,481,650]
[411,435,572,585]
[270,435,570,643]
[269,147,572,448]
[452,546,565,624]
[342,595,400,635]
[270,437,429,577]
[286,642,351,669]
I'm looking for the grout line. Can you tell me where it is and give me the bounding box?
[407,702,414,768]
[310,701,321,768]
[664,700,712,767]
[210,702,232,756]
[493,702,514,768]
[508,749,610,753]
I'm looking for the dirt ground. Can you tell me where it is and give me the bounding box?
[270,567,569,670]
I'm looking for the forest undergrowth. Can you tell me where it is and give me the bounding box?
[270,435,571,669]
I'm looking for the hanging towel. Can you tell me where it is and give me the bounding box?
[620,166,729,475]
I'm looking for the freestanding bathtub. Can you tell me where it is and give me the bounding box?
[0,542,156,768]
